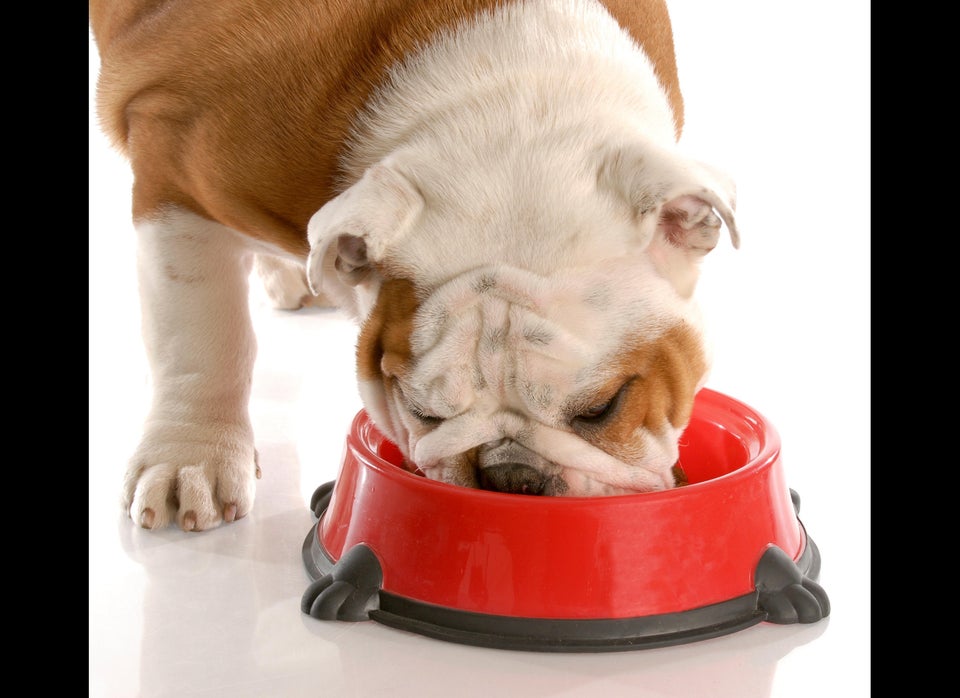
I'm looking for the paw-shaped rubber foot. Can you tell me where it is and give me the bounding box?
[309,481,336,518]
[301,544,383,621]
[756,545,831,624]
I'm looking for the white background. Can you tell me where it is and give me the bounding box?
[89,2,870,696]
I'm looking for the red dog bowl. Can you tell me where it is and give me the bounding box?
[301,388,829,651]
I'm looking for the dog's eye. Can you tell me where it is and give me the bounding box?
[409,404,442,426]
[577,400,613,421]
[573,380,633,424]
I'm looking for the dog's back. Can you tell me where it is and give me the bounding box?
[90,0,684,257]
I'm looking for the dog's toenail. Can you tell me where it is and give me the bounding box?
[223,504,237,522]
[182,511,197,531]
[140,508,156,528]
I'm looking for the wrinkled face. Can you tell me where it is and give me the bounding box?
[356,262,708,496]
[306,140,738,496]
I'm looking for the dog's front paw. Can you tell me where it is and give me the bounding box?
[254,254,337,310]
[121,420,260,531]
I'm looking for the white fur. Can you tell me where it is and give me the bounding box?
[307,0,738,495]
[344,0,678,177]
[379,263,687,493]
[310,0,736,320]
[125,209,260,529]
[307,160,425,319]
[123,0,741,521]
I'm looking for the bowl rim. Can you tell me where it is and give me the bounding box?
[345,386,782,505]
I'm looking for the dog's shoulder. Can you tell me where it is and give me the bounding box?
[89,0,685,251]
[89,0,513,248]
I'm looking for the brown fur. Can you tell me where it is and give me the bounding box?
[355,276,420,382]
[359,276,705,480]
[90,0,683,257]
[576,323,706,463]
[91,0,690,498]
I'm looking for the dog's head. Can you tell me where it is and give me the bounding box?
[306,139,738,495]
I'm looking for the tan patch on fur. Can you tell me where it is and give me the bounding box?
[356,277,420,382]
[583,322,705,461]
[91,0,683,253]
[92,0,512,254]
[598,0,684,138]
[671,463,688,486]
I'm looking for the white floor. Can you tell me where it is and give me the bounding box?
[89,3,870,696]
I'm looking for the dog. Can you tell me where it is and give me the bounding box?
[90,0,738,531]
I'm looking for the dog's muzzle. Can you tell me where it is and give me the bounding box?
[476,438,564,495]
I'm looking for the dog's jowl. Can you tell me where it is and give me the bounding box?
[90,0,738,531]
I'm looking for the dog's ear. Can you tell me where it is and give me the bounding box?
[596,141,740,250]
[306,160,424,318]
[596,141,739,296]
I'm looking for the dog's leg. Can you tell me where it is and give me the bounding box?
[123,208,259,531]
[254,253,337,310]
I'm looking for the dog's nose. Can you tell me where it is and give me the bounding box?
[478,463,546,495]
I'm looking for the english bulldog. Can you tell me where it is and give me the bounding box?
[90,0,738,531]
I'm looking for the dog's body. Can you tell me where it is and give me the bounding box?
[91,0,738,531]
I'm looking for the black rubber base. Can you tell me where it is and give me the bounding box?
[301,482,829,652]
